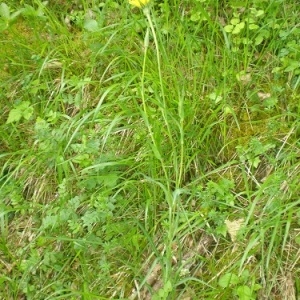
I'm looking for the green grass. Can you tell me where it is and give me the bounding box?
[0,0,299,299]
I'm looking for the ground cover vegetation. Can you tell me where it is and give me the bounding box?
[0,0,299,299]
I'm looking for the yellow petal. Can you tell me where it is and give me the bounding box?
[128,0,150,8]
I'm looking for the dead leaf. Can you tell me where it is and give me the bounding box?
[225,218,244,242]
[257,92,271,100]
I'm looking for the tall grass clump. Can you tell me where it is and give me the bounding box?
[0,0,299,299]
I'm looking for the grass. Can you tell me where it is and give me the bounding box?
[0,0,299,299]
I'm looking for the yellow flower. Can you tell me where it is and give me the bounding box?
[128,0,150,8]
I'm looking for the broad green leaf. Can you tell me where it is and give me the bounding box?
[224,105,234,115]
[42,215,58,229]
[246,17,255,24]
[230,1,247,8]
[10,10,22,20]
[0,3,10,19]
[224,24,234,32]
[263,97,278,108]
[242,38,251,45]
[68,219,82,234]
[236,285,254,300]
[0,20,9,32]
[253,283,262,291]
[297,211,300,226]
[18,101,31,109]
[232,22,244,34]
[164,280,172,293]
[255,35,264,45]
[255,10,264,17]
[216,224,227,237]
[190,12,200,22]
[102,173,119,188]
[131,234,144,250]
[72,153,91,167]
[231,18,240,25]
[0,20,8,31]
[218,273,239,287]
[23,106,34,120]
[84,19,99,32]
[237,22,245,29]
[232,27,240,34]
[251,156,261,169]
[284,61,300,72]
[6,108,22,123]
[240,269,250,280]
[249,24,259,30]
[151,144,162,160]
[81,210,100,230]
[272,67,281,73]
[209,92,223,104]
[153,280,172,299]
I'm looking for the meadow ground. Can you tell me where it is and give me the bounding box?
[0,0,299,299]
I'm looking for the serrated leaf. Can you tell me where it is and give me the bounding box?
[74,155,92,168]
[250,156,261,168]
[218,273,239,288]
[42,215,58,229]
[81,210,100,230]
[6,108,22,123]
[216,224,227,237]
